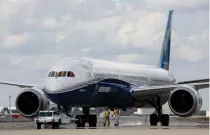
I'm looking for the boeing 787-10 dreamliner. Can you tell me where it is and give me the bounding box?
[0,10,209,128]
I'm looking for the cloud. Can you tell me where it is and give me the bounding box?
[24,17,36,25]
[0,0,208,68]
[145,0,208,10]
[81,48,91,52]
[186,31,209,52]
[114,11,166,49]
[42,17,57,29]
[0,0,208,109]
[174,30,209,62]
[7,54,62,71]
[3,32,29,49]
[176,45,203,62]
[56,36,65,43]
[0,0,38,21]
[115,54,147,63]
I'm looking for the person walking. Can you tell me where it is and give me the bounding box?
[104,108,111,126]
[112,109,120,126]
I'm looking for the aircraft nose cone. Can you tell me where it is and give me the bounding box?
[45,78,64,92]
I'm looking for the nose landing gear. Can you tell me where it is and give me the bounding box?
[75,107,97,128]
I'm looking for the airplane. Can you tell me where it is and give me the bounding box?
[0,10,209,128]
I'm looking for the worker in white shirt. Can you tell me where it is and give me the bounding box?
[112,109,120,126]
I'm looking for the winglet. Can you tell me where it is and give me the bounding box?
[158,10,174,70]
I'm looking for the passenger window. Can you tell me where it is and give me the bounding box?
[67,71,75,77]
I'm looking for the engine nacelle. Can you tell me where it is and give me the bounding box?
[15,88,50,118]
[168,85,202,117]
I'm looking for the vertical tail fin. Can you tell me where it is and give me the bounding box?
[158,10,174,71]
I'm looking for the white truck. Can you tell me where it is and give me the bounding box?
[34,110,73,129]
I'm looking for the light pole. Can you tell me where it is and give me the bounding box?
[9,96,11,116]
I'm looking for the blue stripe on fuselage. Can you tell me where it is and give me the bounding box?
[45,79,134,108]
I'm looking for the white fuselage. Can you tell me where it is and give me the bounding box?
[45,57,176,93]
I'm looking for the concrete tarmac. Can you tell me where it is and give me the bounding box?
[0,116,209,130]
[0,127,208,135]
[0,116,208,135]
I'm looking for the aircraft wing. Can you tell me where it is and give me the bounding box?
[131,81,209,99]
[0,80,43,89]
[176,78,209,89]
[177,78,209,84]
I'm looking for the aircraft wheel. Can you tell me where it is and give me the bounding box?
[36,123,41,129]
[52,123,56,129]
[88,115,97,127]
[160,114,169,126]
[76,115,86,128]
[150,114,158,126]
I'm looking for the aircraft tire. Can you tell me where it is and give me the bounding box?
[36,123,41,129]
[150,114,158,126]
[88,115,97,127]
[160,114,169,126]
[76,115,86,128]
[52,123,56,129]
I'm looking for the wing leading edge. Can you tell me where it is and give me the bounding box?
[176,78,209,89]
[177,78,209,84]
[131,81,209,99]
[0,80,43,89]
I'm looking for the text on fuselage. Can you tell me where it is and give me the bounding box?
[98,87,111,93]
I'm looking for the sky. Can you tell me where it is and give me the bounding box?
[0,0,209,110]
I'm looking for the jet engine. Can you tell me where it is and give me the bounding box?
[168,85,202,117]
[15,88,50,118]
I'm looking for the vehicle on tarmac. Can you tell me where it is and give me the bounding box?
[34,110,72,129]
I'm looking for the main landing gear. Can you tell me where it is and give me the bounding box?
[149,97,169,126]
[75,108,97,128]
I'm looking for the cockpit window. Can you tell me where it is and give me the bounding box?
[48,71,74,77]
[59,72,62,77]
[61,71,67,77]
[67,71,75,77]
[51,71,55,77]
[48,71,55,77]
[55,72,62,77]
[48,72,51,77]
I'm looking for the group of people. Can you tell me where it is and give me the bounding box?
[103,108,120,127]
